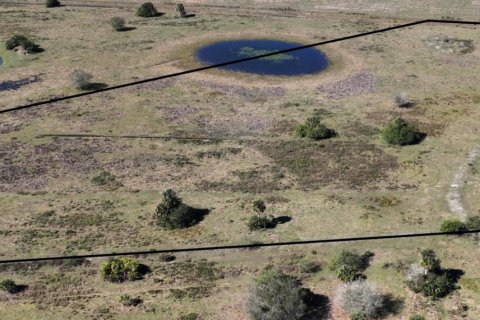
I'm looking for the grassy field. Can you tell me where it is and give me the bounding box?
[1,2,480,319]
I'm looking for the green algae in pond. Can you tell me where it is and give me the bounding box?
[238,46,297,62]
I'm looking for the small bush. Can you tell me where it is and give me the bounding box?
[247,215,274,231]
[100,257,144,283]
[381,118,423,146]
[253,199,266,214]
[420,249,441,273]
[394,93,412,108]
[180,314,199,320]
[406,263,427,293]
[335,280,385,319]
[70,69,94,90]
[154,189,201,229]
[46,0,61,7]
[5,34,41,53]
[410,315,426,320]
[329,250,374,282]
[440,219,467,233]
[421,273,454,299]
[120,294,143,306]
[295,114,336,140]
[0,279,23,294]
[136,2,159,17]
[465,216,480,230]
[299,260,321,274]
[110,17,126,31]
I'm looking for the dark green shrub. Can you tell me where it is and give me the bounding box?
[246,269,310,320]
[46,0,61,7]
[253,199,266,214]
[100,257,144,283]
[420,249,441,273]
[381,118,423,146]
[154,189,201,229]
[466,216,480,230]
[110,17,126,31]
[440,219,467,233]
[247,215,274,231]
[0,279,22,294]
[329,250,374,282]
[409,315,426,320]
[295,114,336,140]
[5,34,41,53]
[421,273,454,299]
[120,294,143,306]
[136,2,159,17]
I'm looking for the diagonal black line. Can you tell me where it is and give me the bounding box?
[2,19,478,116]
[1,229,478,264]
[36,133,245,141]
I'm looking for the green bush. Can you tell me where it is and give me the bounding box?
[46,0,61,7]
[154,189,200,229]
[253,199,266,214]
[381,117,423,146]
[295,114,336,140]
[136,2,159,17]
[5,34,41,53]
[100,257,144,282]
[0,279,22,294]
[440,219,467,233]
[409,315,426,320]
[110,17,126,31]
[420,249,441,272]
[329,250,374,282]
[421,273,454,299]
[247,215,274,231]
[466,216,480,230]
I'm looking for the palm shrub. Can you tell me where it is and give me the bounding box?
[154,189,198,229]
[5,34,41,53]
[329,250,374,282]
[295,114,336,140]
[440,219,467,233]
[381,117,423,146]
[46,0,61,7]
[335,280,386,319]
[136,2,159,17]
[100,257,143,282]
[110,17,126,31]
[246,268,310,320]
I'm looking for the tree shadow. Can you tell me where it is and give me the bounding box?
[444,268,465,286]
[184,13,196,18]
[300,289,330,320]
[81,82,108,91]
[380,294,405,317]
[272,216,292,225]
[119,27,137,32]
[138,264,151,277]
[191,207,210,225]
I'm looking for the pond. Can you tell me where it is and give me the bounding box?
[195,39,329,76]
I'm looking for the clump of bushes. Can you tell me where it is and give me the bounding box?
[329,250,374,282]
[406,249,457,299]
[46,0,61,7]
[247,199,275,231]
[136,2,159,17]
[154,189,202,229]
[246,268,323,320]
[100,257,144,283]
[110,17,126,31]
[5,34,42,53]
[0,279,24,294]
[69,69,94,90]
[335,280,386,320]
[381,117,424,146]
[295,113,336,140]
[440,219,467,232]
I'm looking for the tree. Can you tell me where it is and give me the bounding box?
[5,34,41,53]
[329,250,374,282]
[110,17,126,31]
[335,280,385,319]
[46,0,61,8]
[136,2,159,17]
[440,219,467,233]
[154,189,200,229]
[381,118,423,146]
[246,269,309,320]
[100,257,144,282]
[69,69,94,90]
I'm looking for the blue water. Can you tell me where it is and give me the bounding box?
[196,39,329,76]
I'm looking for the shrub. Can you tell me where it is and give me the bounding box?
[335,280,385,319]
[329,250,374,282]
[180,314,199,320]
[92,170,118,186]
[46,0,61,7]
[5,34,41,53]
[70,69,94,90]
[406,263,427,293]
[381,118,423,146]
[110,17,126,31]
[120,294,143,306]
[154,189,200,229]
[420,249,441,273]
[440,219,467,233]
[299,260,321,274]
[253,199,266,214]
[0,279,22,294]
[394,93,412,108]
[295,114,336,140]
[465,216,480,230]
[246,269,309,320]
[410,315,426,320]
[247,215,274,231]
[100,257,144,283]
[421,273,454,299]
[136,2,159,17]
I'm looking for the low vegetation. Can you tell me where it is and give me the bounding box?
[100,257,145,283]
[381,118,424,146]
[440,219,467,232]
[5,34,42,53]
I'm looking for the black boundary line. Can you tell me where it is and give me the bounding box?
[36,133,246,141]
[1,19,479,115]
[1,230,478,264]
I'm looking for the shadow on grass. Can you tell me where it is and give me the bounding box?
[119,27,137,32]
[81,83,108,91]
[301,289,330,320]
[272,216,292,225]
[381,294,405,317]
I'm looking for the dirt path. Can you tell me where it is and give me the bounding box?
[446,145,480,219]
